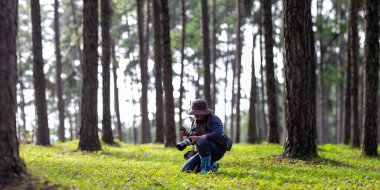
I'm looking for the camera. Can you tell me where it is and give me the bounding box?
[176,138,192,151]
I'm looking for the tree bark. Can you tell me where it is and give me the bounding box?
[101,0,114,144]
[160,0,176,147]
[0,0,28,185]
[349,0,360,148]
[263,0,279,143]
[137,0,150,144]
[201,0,212,106]
[234,0,242,143]
[282,0,318,158]
[259,13,268,142]
[153,0,164,143]
[178,0,186,141]
[210,0,217,110]
[111,44,122,142]
[248,33,258,144]
[31,0,50,146]
[362,0,379,156]
[54,0,65,142]
[79,0,102,151]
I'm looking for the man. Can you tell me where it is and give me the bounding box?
[181,99,226,174]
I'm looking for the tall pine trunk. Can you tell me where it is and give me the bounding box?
[137,0,150,143]
[283,0,317,158]
[31,0,50,146]
[362,0,379,156]
[248,33,258,144]
[0,0,27,185]
[349,0,360,148]
[210,0,217,110]
[201,0,212,105]
[79,0,102,151]
[111,43,122,142]
[153,0,164,143]
[101,0,114,144]
[263,0,279,143]
[160,0,176,147]
[54,0,65,142]
[259,14,268,142]
[234,0,242,143]
[178,0,186,141]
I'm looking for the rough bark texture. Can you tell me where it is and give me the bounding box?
[263,0,279,143]
[234,0,242,143]
[259,15,268,141]
[317,0,329,144]
[178,0,186,141]
[201,0,212,106]
[349,0,360,148]
[54,0,65,142]
[160,0,176,147]
[79,0,102,151]
[210,0,216,110]
[282,0,318,158]
[31,0,50,146]
[111,43,122,142]
[248,34,258,144]
[343,25,352,144]
[362,0,379,156]
[153,0,164,143]
[0,0,28,186]
[101,0,114,144]
[137,0,150,144]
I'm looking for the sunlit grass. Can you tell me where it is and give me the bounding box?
[20,140,380,189]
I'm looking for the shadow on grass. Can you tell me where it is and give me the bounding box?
[3,175,68,190]
[261,155,354,168]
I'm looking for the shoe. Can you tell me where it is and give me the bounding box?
[211,162,219,173]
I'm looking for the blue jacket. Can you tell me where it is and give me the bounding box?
[190,115,224,142]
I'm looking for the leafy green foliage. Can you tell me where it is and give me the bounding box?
[20,141,380,189]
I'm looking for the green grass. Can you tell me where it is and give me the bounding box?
[19,141,380,189]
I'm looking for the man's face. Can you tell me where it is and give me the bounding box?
[195,114,205,121]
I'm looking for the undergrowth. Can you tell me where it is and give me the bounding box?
[17,140,380,189]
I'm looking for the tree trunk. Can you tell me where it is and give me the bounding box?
[178,0,186,141]
[343,5,353,145]
[259,16,268,142]
[283,0,318,158]
[54,0,65,142]
[79,0,101,151]
[31,0,50,146]
[362,0,379,156]
[234,0,242,143]
[111,43,123,142]
[248,33,258,144]
[0,0,27,185]
[137,0,150,144]
[210,0,217,110]
[263,0,279,143]
[153,0,165,143]
[349,0,360,148]
[70,0,83,139]
[201,0,212,105]
[160,0,176,147]
[317,0,330,144]
[101,0,114,144]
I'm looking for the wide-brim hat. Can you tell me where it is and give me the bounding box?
[186,99,214,115]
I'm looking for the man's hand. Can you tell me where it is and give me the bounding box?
[189,135,206,145]
[180,126,189,137]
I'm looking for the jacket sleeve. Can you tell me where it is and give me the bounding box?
[206,115,224,141]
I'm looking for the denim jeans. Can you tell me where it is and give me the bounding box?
[181,138,225,173]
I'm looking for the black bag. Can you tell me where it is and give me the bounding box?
[217,134,233,151]
[184,149,198,160]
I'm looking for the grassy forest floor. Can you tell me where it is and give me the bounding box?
[10,140,380,189]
